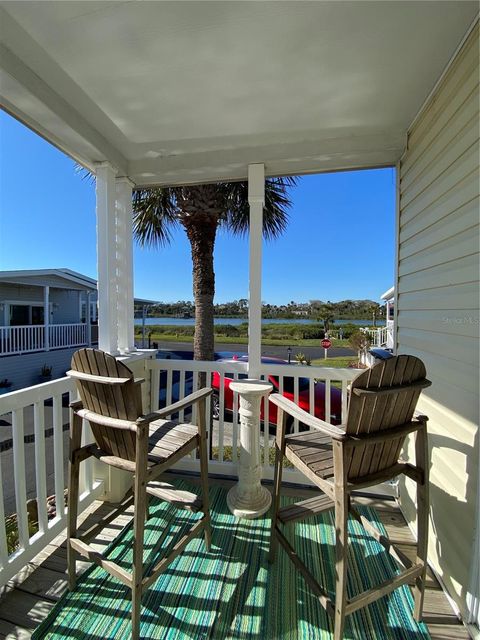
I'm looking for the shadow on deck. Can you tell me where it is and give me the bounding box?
[0,476,468,640]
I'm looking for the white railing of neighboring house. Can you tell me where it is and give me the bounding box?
[49,323,88,350]
[366,326,389,348]
[0,323,90,356]
[147,358,358,483]
[0,378,103,586]
[0,325,45,355]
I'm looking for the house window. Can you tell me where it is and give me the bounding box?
[9,304,44,326]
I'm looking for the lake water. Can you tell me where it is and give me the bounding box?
[135,317,385,327]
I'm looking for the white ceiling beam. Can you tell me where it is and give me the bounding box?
[0,44,128,175]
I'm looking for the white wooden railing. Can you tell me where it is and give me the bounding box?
[147,358,358,483]
[0,378,103,586]
[0,323,89,355]
[366,326,389,348]
[0,325,45,355]
[49,323,88,350]
[0,356,359,587]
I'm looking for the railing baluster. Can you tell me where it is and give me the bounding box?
[12,408,29,551]
[178,370,185,422]
[232,372,239,461]
[218,372,225,462]
[150,366,160,411]
[166,369,173,407]
[325,379,331,424]
[262,375,269,468]
[309,377,315,416]
[293,375,299,433]
[0,453,9,568]
[192,371,198,426]
[53,395,65,520]
[34,401,48,534]
[341,380,349,423]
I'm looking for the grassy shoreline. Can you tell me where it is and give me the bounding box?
[134,321,374,349]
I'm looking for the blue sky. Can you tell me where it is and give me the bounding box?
[0,111,395,304]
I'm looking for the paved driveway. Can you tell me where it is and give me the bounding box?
[156,341,355,360]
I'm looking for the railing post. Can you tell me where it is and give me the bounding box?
[43,286,50,351]
[116,176,136,354]
[247,163,265,380]
[96,162,119,355]
[86,292,92,346]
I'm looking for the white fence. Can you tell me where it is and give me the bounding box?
[0,356,359,587]
[0,377,103,586]
[147,358,358,483]
[49,324,88,350]
[0,325,45,355]
[366,326,389,348]
[0,323,89,355]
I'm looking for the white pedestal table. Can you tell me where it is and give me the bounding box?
[226,379,273,519]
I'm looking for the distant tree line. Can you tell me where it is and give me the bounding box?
[135,298,383,323]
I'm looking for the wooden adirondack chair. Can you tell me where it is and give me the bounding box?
[268,354,431,640]
[67,348,212,640]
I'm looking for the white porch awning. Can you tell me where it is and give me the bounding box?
[0,1,477,186]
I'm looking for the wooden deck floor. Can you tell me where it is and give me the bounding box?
[0,475,470,640]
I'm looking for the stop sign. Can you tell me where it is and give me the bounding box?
[321,338,332,349]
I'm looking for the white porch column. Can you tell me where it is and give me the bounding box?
[116,176,136,354]
[43,286,50,351]
[247,163,265,379]
[96,162,119,355]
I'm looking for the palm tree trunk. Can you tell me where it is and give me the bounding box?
[184,220,217,362]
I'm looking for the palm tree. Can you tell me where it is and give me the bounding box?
[133,179,297,361]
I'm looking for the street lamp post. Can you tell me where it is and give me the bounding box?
[287,346,292,364]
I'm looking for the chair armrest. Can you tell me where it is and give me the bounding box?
[413,411,429,423]
[138,387,213,425]
[269,393,346,440]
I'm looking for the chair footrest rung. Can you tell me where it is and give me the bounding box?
[278,494,334,524]
[69,537,132,587]
[146,481,203,512]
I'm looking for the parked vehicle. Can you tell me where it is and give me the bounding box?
[211,355,343,430]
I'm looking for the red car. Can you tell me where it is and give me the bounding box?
[211,355,343,430]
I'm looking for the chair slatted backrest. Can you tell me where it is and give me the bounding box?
[345,355,429,480]
[70,348,143,461]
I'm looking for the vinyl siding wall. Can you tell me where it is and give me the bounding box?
[0,284,84,324]
[397,23,479,623]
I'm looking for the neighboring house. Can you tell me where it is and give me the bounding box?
[381,286,395,349]
[0,269,98,390]
[366,286,395,352]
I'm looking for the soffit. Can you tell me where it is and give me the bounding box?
[0,1,477,185]
[0,270,97,291]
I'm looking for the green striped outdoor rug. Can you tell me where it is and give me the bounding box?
[33,481,430,639]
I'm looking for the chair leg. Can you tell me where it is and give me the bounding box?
[131,479,147,640]
[334,490,349,640]
[145,494,150,523]
[198,434,212,551]
[268,441,284,564]
[131,428,149,640]
[67,412,82,591]
[414,430,429,620]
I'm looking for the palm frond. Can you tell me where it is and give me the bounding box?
[132,188,179,247]
[225,176,298,240]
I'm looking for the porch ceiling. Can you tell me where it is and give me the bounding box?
[0,1,477,186]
